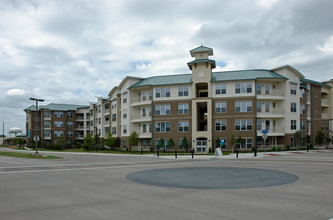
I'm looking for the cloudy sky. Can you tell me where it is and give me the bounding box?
[1,0,333,134]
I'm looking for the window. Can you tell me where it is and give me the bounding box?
[321,122,324,130]
[178,104,189,114]
[235,119,252,130]
[98,118,101,124]
[156,87,170,98]
[300,121,306,131]
[235,83,252,94]
[301,104,306,114]
[90,120,93,126]
[178,121,189,132]
[149,90,153,100]
[178,139,184,149]
[44,121,51,128]
[216,120,227,131]
[142,91,146,101]
[291,120,297,130]
[156,122,171,133]
[215,102,227,113]
[256,102,262,112]
[291,137,296,148]
[235,101,252,112]
[142,108,146,117]
[155,105,170,115]
[44,111,50,118]
[143,124,147,133]
[156,139,170,150]
[112,114,116,121]
[290,84,297,95]
[112,127,116,135]
[98,105,101,113]
[54,131,64,137]
[178,86,189,96]
[256,84,262,95]
[54,111,63,118]
[44,131,51,137]
[123,124,127,134]
[265,102,270,113]
[67,131,73,137]
[67,112,73,118]
[291,102,297,113]
[216,84,226,94]
[149,124,152,133]
[123,93,127,103]
[300,88,306,98]
[265,84,270,95]
[67,122,73,128]
[236,138,252,149]
[123,109,127,119]
[257,120,262,130]
[266,120,270,130]
[54,121,63,128]
[112,101,116,109]
[123,140,127,149]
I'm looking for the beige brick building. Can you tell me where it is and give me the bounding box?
[24,46,332,152]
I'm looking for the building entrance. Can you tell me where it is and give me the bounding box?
[196,138,207,153]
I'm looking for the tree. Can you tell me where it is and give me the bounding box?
[182,136,189,152]
[55,135,66,151]
[104,131,115,150]
[236,135,245,150]
[83,132,93,151]
[215,137,220,150]
[315,130,326,149]
[229,134,236,152]
[129,131,139,148]
[16,138,23,147]
[115,137,121,149]
[93,134,100,151]
[294,131,303,152]
[168,138,175,150]
[157,138,165,150]
[325,134,332,149]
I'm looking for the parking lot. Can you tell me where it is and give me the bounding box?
[0,150,332,220]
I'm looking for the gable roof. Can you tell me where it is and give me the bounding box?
[271,64,305,79]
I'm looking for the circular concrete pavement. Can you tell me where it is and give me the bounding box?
[126,167,299,189]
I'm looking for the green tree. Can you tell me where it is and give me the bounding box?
[182,136,189,152]
[129,131,139,148]
[93,134,100,151]
[294,131,303,152]
[168,138,175,149]
[16,138,23,147]
[325,134,332,149]
[55,135,66,151]
[315,130,326,148]
[236,135,245,150]
[157,138,165,150]
[104,131,115,150]
[83,132,93,151]
[229,134,236,152]
[115,137,121,149]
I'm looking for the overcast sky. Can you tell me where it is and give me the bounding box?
[1,0,333,134]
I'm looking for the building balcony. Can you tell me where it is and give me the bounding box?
[76,125,85,130]
[321,99,329,107]
[257,109,284,118]
[131,97,152,107]
[257,90,284,100]
[138,132,152,138]
[322,113,328,119]
[44,136,51,140]
[131,115,152,123]
[257,125,284,136]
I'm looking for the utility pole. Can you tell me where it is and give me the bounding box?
[2,122,4,147]
[30,97,44,154]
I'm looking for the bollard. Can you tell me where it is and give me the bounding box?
[157,149,159,157]
[236,149,239,158]
[192,149,194,159]
[141,148,143,155]
[175,150,177,159]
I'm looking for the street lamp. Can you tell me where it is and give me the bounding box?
[30,97,44,154]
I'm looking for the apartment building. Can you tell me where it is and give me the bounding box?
[24,103,90,146]
[24,46,332,152]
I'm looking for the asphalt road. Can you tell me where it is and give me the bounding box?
[0,150,332,220]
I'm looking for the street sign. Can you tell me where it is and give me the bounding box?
[262,129,268,134]
[262,133,267,141]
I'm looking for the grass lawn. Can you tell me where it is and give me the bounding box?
[0,151,62,159]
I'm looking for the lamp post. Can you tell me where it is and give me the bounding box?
[30,97,44,154]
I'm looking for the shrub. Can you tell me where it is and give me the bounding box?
[272,146,277,151]
[277,146,282,151]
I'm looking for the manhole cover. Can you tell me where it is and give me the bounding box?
[126,167,299,189]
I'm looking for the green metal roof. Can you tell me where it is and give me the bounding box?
[300,78,332,88]
[190,46,213,56]
[24,103,89,112]
[129,74,192,89]
[211,69,288,82]
[187,59,216,69]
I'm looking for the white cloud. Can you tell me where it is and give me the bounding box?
[6,88,27,96]
[317,36,333,54]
